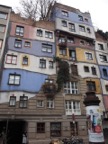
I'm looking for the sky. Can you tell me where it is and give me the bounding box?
[0,0,108,32]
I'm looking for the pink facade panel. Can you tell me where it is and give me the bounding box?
[103,96,108,110]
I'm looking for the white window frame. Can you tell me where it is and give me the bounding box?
[16,26,24,36]
[45,31,53,39]
[37,100,44,107]
[9,96,16,106]
[65,100,81,115]
[14,39,22,48]
[85,52,93,60]
[6,54,17,64]
[42,44,52,53]
[47,98,54,108]
[64,82,78,94]
[39,59,46,68]
[19,95,28,108]
[8,74,21,85]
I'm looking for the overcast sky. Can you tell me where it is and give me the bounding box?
[0,0,108,32]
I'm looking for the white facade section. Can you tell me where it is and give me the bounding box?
[4,50,56,75]
[55,18,95,39]
[77,63,100,78]
[96,51,108,65]
[0,91,35,103]
[95,41,108,53]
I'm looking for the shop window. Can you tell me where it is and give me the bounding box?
[50,122,61,137]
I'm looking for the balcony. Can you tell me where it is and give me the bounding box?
[42,83,56,97]
[58,41,67,47]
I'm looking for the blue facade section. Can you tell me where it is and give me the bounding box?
[54,8,93,26]
[99,66,108,80]
[1,69,48,92]
[8,37,55,57]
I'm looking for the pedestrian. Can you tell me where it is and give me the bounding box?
[22,134,27,144]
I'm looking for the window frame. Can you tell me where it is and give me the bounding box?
[103,68,108,77]
[45,31,53,39]
[24,41,31,48]
[59,47,67,55]
[85,52,93,60]
[39,59,46,68]
[98,43,104,50]
[42,43,52,53]
[37,29,43,37]
[65,100,81,115]
[79,25,85,32]
[99,54,107,62]
[62,10,68,17]
[15,25,24,37]
[62,20,67,27]
[37,100,44,107]
[22,56,28,65]
[64,81,78,94]
[69,23,75,32]
[49,61,54,69]
[70,122,78,136]
[47,98,54,109]
[37,122,45,133]
[9,96,16,107]
[69,50,76,61]
[78,15,83,21]
[14,39,22,48]
[8,74,21,85]
[0,12,7,19]
[84,66,89,72]
[19,95,28,108]
[86,81,96,91]
[0,25,5,33]
[6,54,17,65]
[91,67,97,75]
[50,122,61,137]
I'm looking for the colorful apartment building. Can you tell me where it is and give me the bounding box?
[0,2,107,144]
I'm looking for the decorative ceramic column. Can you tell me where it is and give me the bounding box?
[83,92,105,144]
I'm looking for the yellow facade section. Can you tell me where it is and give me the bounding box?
[56,46,69,60]
[84,78,102,94]
[76,48,97,64]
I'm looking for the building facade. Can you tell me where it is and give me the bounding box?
[0,2,107,144]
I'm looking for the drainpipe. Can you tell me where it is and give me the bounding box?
[83,92,105,144]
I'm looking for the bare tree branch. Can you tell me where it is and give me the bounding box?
[16,0,58,21]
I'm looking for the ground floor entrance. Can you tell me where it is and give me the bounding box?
[0,120,27,144]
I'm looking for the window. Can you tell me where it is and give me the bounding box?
[45,79,53,83]
[105,85,108,91]
[100,55,107,62]
[42,44,52,53]
[80,40,85,45]
[16,26,24,36]
[62,20,67,27]
[62,10,68,17]
[8,74,21,85]
[19,95,28,108]
[39,59,46,68]
[9,96,16,106]
[86,40,91,46]
[22,56,28,65]
[0,12,7,19]
[14,39,22,48]
[45,31,53,39]
[37,29,43,37]
[65,101,81,115]
[91,67,97,75]
[84,66,89,72]
[58,37,66,43]
[70,122,78,136]
[67,37,74,43]
[69,50,76,61]
[50,123,61,137]
[86,81,96,91]
[98,44,104,50]
[85,18,88,22]
[0,40,3,48]
[49,61,54,69]
[87,28,91,33]
[37,123,45,133]
[37,100,44,107]
[85,52,93,60]
[59,47,66,55]
[24,41,31,47]
[64,82,78,94]
[69,23,75,32]
[6,54,17,64]
[71,65,78,75]
[79,25,85,32]
[0,25,5,32]
[103,68,108,77]
[78,15,83,21]
[47,98,54,108]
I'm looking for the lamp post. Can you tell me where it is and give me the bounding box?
[83,92,105,144]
